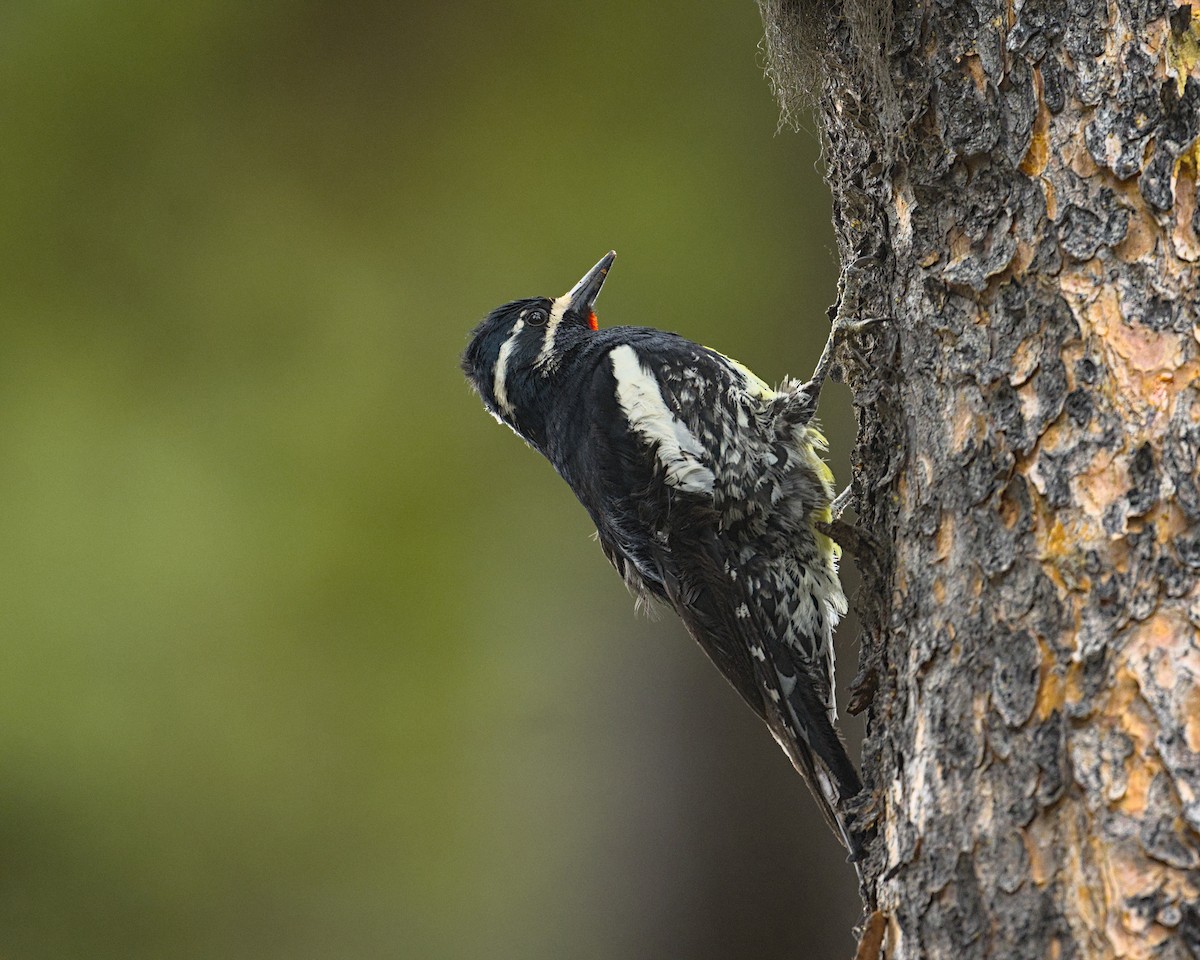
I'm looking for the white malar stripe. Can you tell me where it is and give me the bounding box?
[492,319,525,416]
[609,344,715,494]
[535,293,572,369]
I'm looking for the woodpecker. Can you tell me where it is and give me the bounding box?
[462,251,864,864]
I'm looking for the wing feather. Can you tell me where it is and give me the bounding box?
[553,335,860,851]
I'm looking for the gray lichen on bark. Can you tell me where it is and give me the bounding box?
[758,0,1200,957]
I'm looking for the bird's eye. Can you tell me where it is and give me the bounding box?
[527,309,547,326]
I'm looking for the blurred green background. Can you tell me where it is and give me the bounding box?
[0,2,862,958]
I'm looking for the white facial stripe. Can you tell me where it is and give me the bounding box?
[493,319,525,415]
[609,344,715,494]
[535,293,572,369]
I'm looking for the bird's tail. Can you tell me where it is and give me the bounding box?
[773,719,874,906]
[772,707,862,845]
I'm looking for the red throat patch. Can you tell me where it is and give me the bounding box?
[588,311,598,331]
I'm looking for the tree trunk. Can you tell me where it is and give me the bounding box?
[758,1,1200,956]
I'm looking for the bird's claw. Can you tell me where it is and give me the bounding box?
[830,482,857,520]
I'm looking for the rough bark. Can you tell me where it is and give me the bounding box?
[758,1,1200,957]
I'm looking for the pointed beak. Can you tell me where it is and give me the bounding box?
[564,251,616,314]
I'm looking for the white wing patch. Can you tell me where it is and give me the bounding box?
[493,319,525,416]
[610,344,715,494]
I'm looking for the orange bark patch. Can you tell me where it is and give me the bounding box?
[1107,316,1187,374]
[1103,850,1179,955]
[1036,660,1066,719]
[1107,667,1156,812]
[1114,200,1160,262]
[1060,263,1200,416]
[963,53,988,90]
[853,910,887,960]
[950,407,981,451]
[999,483,1025,529]
[1171,155,1200,262]
[1020,71,1051,177]
[1003,238,1038,281]
[1186,685,1200,753]
[1073,448,1126,524]
[948,225,973,264]
[936,512,953,561]
[1069,142,1101,178]
[1010,337,1043,386]
[1024,812,1059,886]
[1043,515,1068,553]
[1043,176,1058,220]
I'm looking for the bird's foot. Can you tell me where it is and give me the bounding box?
[830,481,857,520]
[800,314,887,404]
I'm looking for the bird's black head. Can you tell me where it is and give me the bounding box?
[462,251,615,440]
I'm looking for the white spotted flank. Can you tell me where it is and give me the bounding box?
[609,344,715,494]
